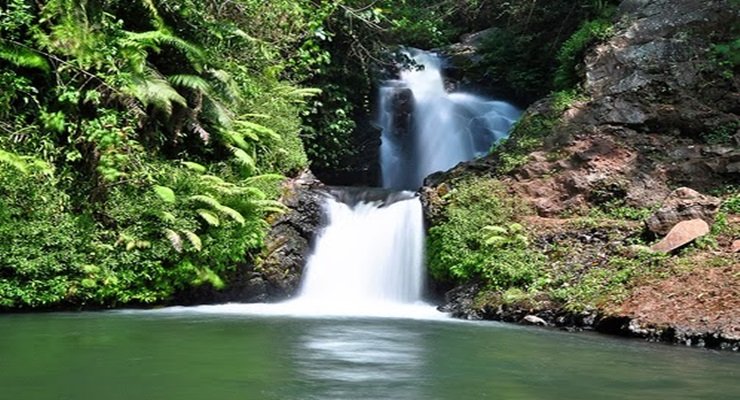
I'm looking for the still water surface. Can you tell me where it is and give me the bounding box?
[1,311,738,399]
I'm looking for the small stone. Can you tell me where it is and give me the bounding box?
[651,219,710,253]
[522,315,548,326]
[731,240,740,253]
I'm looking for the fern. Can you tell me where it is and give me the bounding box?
[182,230,202,251]
[181,161,207,173]
[196,209,220,226]
[234,120,281,142]
[128,67,186,116]
[244,173,285,185]
[159,211,177,223]
[168,74,212,93]
[189,194,222,209]
[229,146,256,170]
[224,130,253,151]
[124,30,205,67]
[217,205,245,225]
[0,150,53,175]
[253,199,288,214]
[153,185,176,203]
[139,0,166,30]
[165,229,183,252]
[0,41,50,72]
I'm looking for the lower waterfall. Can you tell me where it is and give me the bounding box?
[298,192,425,305]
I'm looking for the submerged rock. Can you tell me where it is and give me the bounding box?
[522,315,548,326]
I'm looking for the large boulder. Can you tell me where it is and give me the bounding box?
[258,171,326,300]
[646,187,721,235]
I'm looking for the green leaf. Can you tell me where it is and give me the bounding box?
[168,74,212,93]
[196,209,220,226]
[182,230,202,251]
[229,146,256,170]
[153,185,176,203]
[181,161,207,173]
[190,195,222,209]
[0,41,50,72]
[160,211,177,223]
[217,205,245,225]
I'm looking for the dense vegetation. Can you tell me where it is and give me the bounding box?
[0,0,329,309]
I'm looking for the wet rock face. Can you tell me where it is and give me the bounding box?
[388,87,415,137]
[646,187,721,235]
[258,172,326,300]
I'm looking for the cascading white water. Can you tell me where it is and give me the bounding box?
[379,49,522,190]
[159,48,521,320]
[298,194,425,306]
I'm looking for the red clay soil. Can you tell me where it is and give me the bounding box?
[617,261,740,340]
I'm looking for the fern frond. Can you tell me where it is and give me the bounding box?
[229,146,256,170]
[196,209,220,226]
[202,96,233,129]
[189,194,222,209]
[286,87,322,100]
[235,186,268,200]
[243,174,285,185]
[217,205,245,225]
[0,150,53,175]
[199,174,226,185]
[182,230,202,251]
[153,185,176,203]
[484,236,506,245]
[140,0,166,30]
[205,68,241,103]
[482,226,508,235]
[160,211,177,223]
[0,41,50,72]
[125,30,205,66]
[165,229,183,252]
[188,121,211,143]
[168,74,212,93]
[181,161,207,173]
[234,120,281,142]
[253,199,288,214]
[129,68,186,116]
[223,130,252,151]
[195,267,224,289]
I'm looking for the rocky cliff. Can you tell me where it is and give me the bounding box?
[427,0,739,350]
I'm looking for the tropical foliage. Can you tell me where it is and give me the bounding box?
[0,0,322,309]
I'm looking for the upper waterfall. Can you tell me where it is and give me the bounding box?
[378,49,521,190]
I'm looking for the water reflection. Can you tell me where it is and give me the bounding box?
[293,321,426,400]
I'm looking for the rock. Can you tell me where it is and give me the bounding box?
[258,171,326,300]
[646,187,721,235]
[651,219,710,253]
[387,87,414,137]
[522,315,548,326]
[438,283,484,320]
[731,240,740,253]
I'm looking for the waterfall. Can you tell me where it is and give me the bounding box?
[298,191,425,306]
[166,49,520,319]
[378,49,521,190]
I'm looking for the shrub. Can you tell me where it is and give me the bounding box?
[427,177,545,291]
